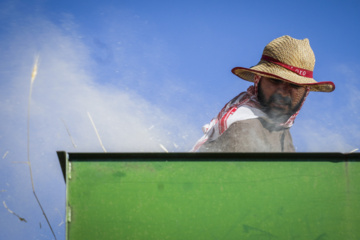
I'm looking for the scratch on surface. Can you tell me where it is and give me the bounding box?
[61,118,77,148]
[55,208,64,226]
[314,233,328,240]
[3,201,27,222]
[1,190,7,192]
[31,55,39,83]
[159,144,169,153]
[2,151,9,159]
[220,211,250,240]
[243,224,276,238]
[27,55,58,240]
[87,112,107,152]
[349,148,359,153]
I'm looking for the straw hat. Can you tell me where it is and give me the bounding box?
[232,35,335,92]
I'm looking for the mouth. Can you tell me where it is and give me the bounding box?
[266,103,292,123]
[270,102,289,111]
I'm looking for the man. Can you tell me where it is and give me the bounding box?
[191,35,335,152]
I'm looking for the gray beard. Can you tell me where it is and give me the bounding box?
[257,85,304,124]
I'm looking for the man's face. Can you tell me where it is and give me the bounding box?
[258,77,307,123]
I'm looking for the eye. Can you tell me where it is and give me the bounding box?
[269,78,282,84]
[289,83,303,90]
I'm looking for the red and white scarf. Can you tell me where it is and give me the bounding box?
[191,75,310,152]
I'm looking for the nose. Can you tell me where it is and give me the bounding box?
[276,82,291,96]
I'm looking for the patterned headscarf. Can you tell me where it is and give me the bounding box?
[191,75,310,152]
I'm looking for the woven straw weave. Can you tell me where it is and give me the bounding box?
[232,35,335,92]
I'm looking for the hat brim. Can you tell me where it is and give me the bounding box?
[232,61,335,92]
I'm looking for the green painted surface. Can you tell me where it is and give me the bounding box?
[66,157,360,240]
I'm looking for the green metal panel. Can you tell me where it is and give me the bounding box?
[58,152,360,240]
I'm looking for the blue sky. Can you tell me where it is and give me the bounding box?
[0,0,359,239]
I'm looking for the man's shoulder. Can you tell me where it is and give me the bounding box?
[201,118,294,152]
[225,118,292,140]
[200,118,266,152]
[227,118,264,130]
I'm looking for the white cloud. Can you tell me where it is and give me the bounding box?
[292,63,360,152]
[0,12,199,240]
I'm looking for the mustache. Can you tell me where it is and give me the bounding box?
[268,94,292,106]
